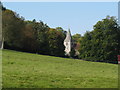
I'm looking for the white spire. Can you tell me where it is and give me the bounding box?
[64,28,71,42]
[64,28,72,56]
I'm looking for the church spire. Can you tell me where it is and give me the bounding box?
[64,28,72,56]
[64,28,71,42]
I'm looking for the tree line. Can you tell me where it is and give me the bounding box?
[2,5,66,57]
[78,16,120,64]
[1,3,120,64]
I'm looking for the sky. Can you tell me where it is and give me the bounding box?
[2,2,118,35]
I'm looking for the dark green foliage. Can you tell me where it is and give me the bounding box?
[70,48,76,58]
[72,33,81,43]
[20,21,38,53]
[72,33,81,57]
[2,9,25,50]
[48,28,65,57]
[2,6,65,57]
[32,20,50,55]
[79,16,120,63]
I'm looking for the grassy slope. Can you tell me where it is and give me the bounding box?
[2,49,118,88]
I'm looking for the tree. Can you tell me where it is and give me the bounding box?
[48,28,65,57]
[72,34,81,43]
[21,22,37,53]
[79,16,120,63]
[28,20,50,55]
[2,9,25,50]
[70,48,76,58]
[72,33,81,57]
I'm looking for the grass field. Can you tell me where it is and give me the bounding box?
[2,49,118,88]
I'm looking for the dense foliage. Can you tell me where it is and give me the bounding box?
[78,16,120,63]
[2,5,66,57]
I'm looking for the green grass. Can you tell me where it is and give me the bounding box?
[2,49,118,88]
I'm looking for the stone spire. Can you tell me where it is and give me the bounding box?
[64,29,72,56]
[64,28,72,42]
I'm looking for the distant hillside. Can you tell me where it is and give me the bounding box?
[2,49,118,88]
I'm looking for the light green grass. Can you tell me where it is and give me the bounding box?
[2,49,118,88]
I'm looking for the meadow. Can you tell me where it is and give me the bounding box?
[2,49,118,88]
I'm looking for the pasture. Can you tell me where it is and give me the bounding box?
[2,49,118,88]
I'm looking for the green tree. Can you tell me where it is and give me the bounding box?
[48,28,65,57]
[79,16,120,63]
[32,20,50,55]
[2,9,25,50]
[21,22,37,53]
[72,34,81,43]
[72,33,81,58]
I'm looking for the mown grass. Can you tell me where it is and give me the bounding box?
[2,49,118,88]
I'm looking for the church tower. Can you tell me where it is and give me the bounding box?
[64,29,72,56]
